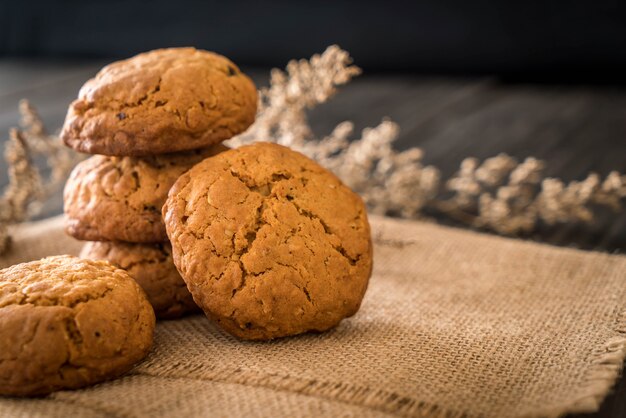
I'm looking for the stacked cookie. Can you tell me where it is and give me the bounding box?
[61,48,258,319]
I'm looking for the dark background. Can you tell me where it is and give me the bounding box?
[2,0,626,82]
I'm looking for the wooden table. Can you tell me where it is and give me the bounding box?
[0,59,624,417]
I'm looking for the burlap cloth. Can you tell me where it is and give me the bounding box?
[0,215,624,418]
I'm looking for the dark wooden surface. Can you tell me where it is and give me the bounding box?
[0,59,624,417]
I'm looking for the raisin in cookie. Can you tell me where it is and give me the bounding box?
[0,256,155,396]
[64,144,227,243]
[80,241,199,319]
[163,143,373,340]
[61,47,257,156]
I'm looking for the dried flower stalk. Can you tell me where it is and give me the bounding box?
[230,45,626,237]
[0,101,82,254]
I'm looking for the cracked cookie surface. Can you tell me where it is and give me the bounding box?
[64,144,227,243]
[80,241,199,319]
[61,47,257,156]
[163,143,373,340]
[0,255,155,396]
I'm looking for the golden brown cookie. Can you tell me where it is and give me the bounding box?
[163,143,373,340]
[64,144,227,243]
[0,255,155,396]
[80,241,199,319]
[61,47,257,156]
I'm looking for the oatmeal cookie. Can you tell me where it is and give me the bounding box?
[61,48,257,156]
[163,143,372,340]
[0,256,155,396]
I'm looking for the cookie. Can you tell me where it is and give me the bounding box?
[0,255,155,396]
[80,241,199,319]
[61,47,257,156]
[64,144,227,243]
[163,143,373,340]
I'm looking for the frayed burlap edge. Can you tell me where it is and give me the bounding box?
[560,310,626,416]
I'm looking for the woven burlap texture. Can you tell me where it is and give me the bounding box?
[1,215,624,418]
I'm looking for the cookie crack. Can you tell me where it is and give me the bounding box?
[289,201,359,266]
[175,194,224,275]
[227,167,256,190]
[7,286,115,309]
[63,315,84,349]
[131,170,141,190]
[13,316,43,361]
[231,201,268,300]
[55,315,84,380]
[243,261,314,309]
[111,77,164,111]
[228,167,293,195]
[69,286,115,309]
[276,261,314,307]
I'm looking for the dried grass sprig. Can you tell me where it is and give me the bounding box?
[230,45,626,237]
[228,45,361,149]
[0,101,81,254]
